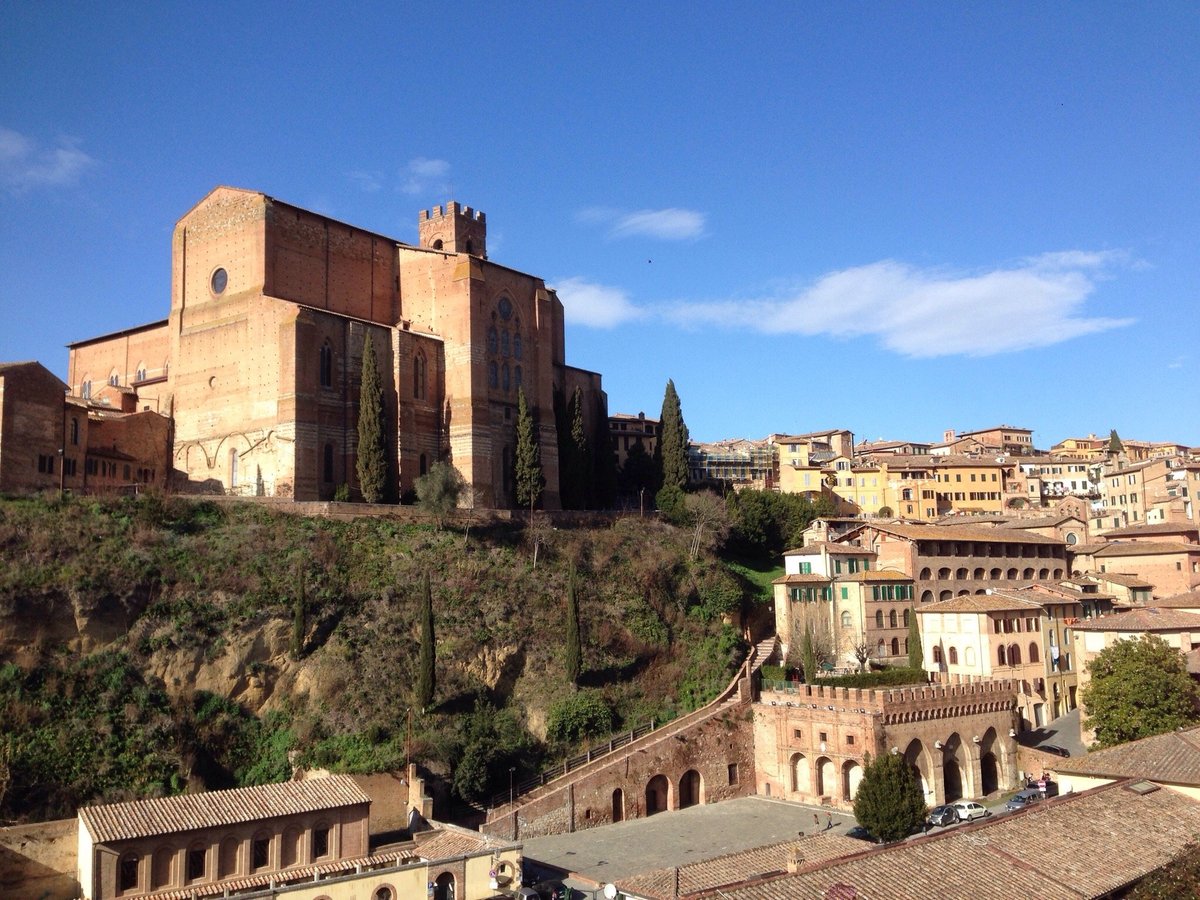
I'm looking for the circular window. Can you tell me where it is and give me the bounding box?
[498,297,512,320]
[211,268,228,295]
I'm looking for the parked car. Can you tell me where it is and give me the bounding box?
[949,800,990,822]
[927,805,958,827]
[1005,789,1043,812]
[1040,744,1071,758]
[845,825,877,843]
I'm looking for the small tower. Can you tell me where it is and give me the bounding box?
[417,201,487,258]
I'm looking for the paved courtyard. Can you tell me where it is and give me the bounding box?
[521,796,854,886]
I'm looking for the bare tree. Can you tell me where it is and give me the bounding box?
[786,604,838,672]
[848,631,874,673]
[685,490,731,560]
[527,512,554,569]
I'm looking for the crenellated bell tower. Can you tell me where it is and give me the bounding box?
[417,201,487,258]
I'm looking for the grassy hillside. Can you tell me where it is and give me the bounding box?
[0,494,760,822]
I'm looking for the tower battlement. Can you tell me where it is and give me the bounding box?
[418,201,486,257]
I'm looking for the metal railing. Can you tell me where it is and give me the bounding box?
[487,720,658,809]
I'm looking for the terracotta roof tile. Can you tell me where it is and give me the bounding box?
[1104,522,1200,538]
[705,781,1200,900]
[854,522,1062,545]
[621,835,864,899]
[1085,572,1153,588]
[1151,588,1200,609]
[916,594,1045,614]
[1093,541,1199,557]
[78,775,370,843]
[836,571,912,583]
[1072,607,1200,632]
[773,574,833,585]
[784,543,876,556]
[1054,727,1200,785]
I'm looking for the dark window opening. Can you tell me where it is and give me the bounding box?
[313,826,330,858]
[323,444,334,484]
[320,343,333,388]
[252,836,270,870]
[187,847,205,882]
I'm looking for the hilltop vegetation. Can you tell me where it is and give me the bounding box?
[0,493,768,822]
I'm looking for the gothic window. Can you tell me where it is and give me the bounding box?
[875,610,884,628]
[320,342,333,388]
[81,379,92,399]
[488,362,498,388]
[932,646,943,664]
[135,362,147,382]
[513,333,523,359]
[948,646,958,665]
[902,609,910,627]
[502,363,510,391]
[998,645,1007,666]
[498,296,513,320]
[1029,642,1039,663]
[890,637,900,656]
[888,610,898,628]
[413,352,426,400]
[1009,644,1021,665]
[501,329,510,357]
[109,370,120,386]
[514,365,523,389]
[487,326,498,354]
[323,444,334,484]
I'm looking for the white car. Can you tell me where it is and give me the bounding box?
[949,800,990,822]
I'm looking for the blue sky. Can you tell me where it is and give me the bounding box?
[2,3,1198,446]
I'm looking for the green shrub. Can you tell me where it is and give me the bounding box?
[546,691,614,744]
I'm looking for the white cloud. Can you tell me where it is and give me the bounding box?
[554,277,645,328]
[0,127,94,192]
[402,157,451,195]
[346,169,383,192]
[667,254,1134,358]
[578,205,707,240]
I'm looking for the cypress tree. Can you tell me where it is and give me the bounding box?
[657,379,690,492]
[290,570,306,660]
[591,393,617,510]
[356,333,387,503]
[907,611,923,670]
[564,564,582,685]
[569,387,591,509]
[514,387,543,512]
[416,572,436,711]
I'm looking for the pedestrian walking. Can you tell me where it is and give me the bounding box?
[826,812,833,831]
[813,813,820,831]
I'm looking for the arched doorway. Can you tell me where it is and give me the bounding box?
[903,740,931,801]
[646,774,670,815]
[791,753,810,795]
[434,872,455,900]
[612,788,624,823]
[816,757,835,798]
[941,734,967,802]
[978,727,1001,796]
[679,770,703,808]
[842,760,863,802]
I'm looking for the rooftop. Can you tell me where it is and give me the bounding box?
[708,780,1200,900]
[916,594,1046,614]
[1053,726,1200,785]
[78,774,370,843]
[852,522,1061,545]
[1093,541,1199,558]
[1072,607,1200,632]
[783,543,877,557]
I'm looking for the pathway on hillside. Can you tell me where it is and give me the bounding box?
[485,635,777,825]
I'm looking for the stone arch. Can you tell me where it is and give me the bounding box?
[939,590,952,602]
[612,788,624,823]
[679,769,703,808]
[791,752,810,794]
[646,774,671,815]
[816,757,835,798]
[434,872,456,900]
[903,739,932,801]
[978,727,1001,796]
[920,590,934,604]
[941,733,968,802]
[842,759,864,801]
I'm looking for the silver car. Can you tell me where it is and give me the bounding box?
[949,800,990,822]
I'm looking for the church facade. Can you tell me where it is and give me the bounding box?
[66,187,605,507]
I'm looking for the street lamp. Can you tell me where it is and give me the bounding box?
[509,766,516,807]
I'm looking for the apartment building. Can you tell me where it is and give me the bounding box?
[836,521,1069,605]
[773,543,915,669]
